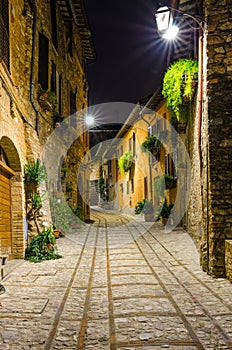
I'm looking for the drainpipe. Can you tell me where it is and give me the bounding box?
[139,111,153,203]
[30,5,40,136]
[198,28,203,173]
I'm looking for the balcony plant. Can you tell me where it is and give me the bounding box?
[141,135,161,160]
[38,88,57,112]
[162,58,198,122]
[118,151,133,174]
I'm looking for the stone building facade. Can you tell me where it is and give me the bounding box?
[200,0,232,277]
[0,0,95,258]
[167,0,232,277]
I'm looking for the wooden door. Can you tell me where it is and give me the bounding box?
[0,163,12,255]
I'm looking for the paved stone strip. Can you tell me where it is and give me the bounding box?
[149,229,232,314]
[43,224,92,350]
[105,218,117,350]
[76,226,99,349]
[131,220,232,349]
[123,221,204,350]
[144,229,232,348]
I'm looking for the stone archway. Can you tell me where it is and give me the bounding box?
[0,136,24,259]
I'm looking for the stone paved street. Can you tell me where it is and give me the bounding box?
[1,208,232,349]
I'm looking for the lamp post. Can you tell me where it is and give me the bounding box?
[154,5,209,267]
[154,5,206,171]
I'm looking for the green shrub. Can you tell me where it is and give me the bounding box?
[24,160,46,186]
[118,151,133,174]
[25,227,62,263]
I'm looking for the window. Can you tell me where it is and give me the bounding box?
[66,22,73,56]
[38,33,49,90]
[165,153,175,177]
[58,76,62,114]
[51,61,56,93]
[70,91,77,127]
[131,178,134,193]
[0,0,9,70]
[144,176,148,199]
[50,0,58,50]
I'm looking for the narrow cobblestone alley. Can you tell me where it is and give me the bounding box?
[1,208,232,350]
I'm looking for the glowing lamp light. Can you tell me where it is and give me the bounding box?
[155,6,179,39]
[85,114,95,127]
[162,24,179,40]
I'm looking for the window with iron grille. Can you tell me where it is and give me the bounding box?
[0,0,10,70]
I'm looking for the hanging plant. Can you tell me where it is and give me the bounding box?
[162,58,198,121]
[141,135,161,159]
[118,151,133,174]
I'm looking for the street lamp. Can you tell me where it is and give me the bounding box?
[154,6,179,39]
[154,5,205,38]
[154,4,206,170]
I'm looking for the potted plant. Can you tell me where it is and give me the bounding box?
[25,227,62,263]
[164,174,177,189]
[141,135,162,160]
[143,200,155,222]
[135,199,155,222]
[162,58,198,122]
[24,159,46,188]
[118,151,133,174]
[159,199,174,225]
[38,89,57,111]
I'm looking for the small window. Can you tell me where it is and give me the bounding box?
[66,22,73,56]
[0,0,10,70]
[38,33,49,90]
[70,91,76,127]
[51,61,56,93]
[144,176,148,199]
[58,76,62,114]
[131,178,134,193]
[165,153,175,177]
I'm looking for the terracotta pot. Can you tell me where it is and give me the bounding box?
[144,214,155,222]
[162,217,168,225]
[53,230,60,238]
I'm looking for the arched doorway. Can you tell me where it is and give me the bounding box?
[0,137,23,259]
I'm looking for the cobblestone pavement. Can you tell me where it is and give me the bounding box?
[1,208,232,350]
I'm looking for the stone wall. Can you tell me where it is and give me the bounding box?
[186,101,203,250]
[200,0,232,276]
[0,0,93,257]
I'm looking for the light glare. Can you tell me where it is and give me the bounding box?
[85,114,95,126]
[163,25,179,40]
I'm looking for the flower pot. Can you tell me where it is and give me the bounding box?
[162,217,168,225]
[144,214,155,222]
[53,230,61,238]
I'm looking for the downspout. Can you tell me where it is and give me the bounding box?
[30,5,40,136]
[198,28,203,172]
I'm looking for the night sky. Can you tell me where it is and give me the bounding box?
[84,0,170,107]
